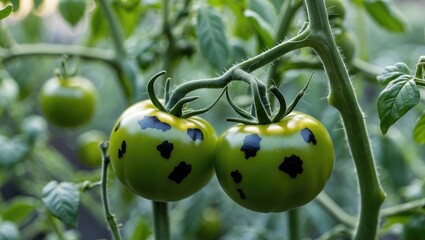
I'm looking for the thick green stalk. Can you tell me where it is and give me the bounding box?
[153,201,170,240]
[303,1,386,239]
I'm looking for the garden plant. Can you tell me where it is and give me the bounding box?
[0,0,424,239]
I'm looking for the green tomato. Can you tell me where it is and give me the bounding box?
[335,31,356,62]
[326,0,346,20]
[39,76,97,128]
[196,207,222,240]
[77,130,107,167]
[108,100,218,202]
[214,112,334,212]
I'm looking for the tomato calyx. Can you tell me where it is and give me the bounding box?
[147,71,226,118]
[226,71,313,125]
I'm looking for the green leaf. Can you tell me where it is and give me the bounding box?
[244,9,274,49]
[377,75,420,135]
[59,0,86,27]
[0,135,30,169]
[363,0,407,33]
[377,62,411,85]
[42,181,80,227]
[413,113,425,144]
[1,197,37,224]
[197,7,230,69]
[0,221,20,240]
[0,4,13,20]
[88,6,107,46]
[247,0,277,26]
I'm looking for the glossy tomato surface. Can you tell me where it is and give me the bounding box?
[109,100,218,202]
[39,76,97,128]
[214,112,334,212]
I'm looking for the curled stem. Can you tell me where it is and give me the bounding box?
[99,142,123,240]
[147,71,167,111]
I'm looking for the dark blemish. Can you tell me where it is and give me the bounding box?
[237,188,246,200]
[187,128,203,141]
[157,141,174,159]
[114,120,121,132]
[240,134,262,159]
[168,161,192,184]
[231,170,242,183]
[279,155,303,179]
[118,140,126,159]
[301,128,317,145]
[138,116,171,132]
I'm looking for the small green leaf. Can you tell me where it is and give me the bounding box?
[247,0,277,26]
[2,197,37,224]
[244,9,274,49]
[363,0,407,33]
[0,221,20,240]
[197,7,230,69]
[42,181,80,227]
[413,113,425,144]
[378,75,420,135]
[0,135,30,168]
[377,62,411,85]
[59,0,86,27]
[0,4,13,20]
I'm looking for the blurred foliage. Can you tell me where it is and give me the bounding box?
[0,0,424,239]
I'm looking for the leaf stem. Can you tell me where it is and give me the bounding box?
[303,1,386,239]
[152,201,170,240]
[99,142,123,240]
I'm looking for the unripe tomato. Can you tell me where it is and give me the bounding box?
[108,100,218,202]
[335,31,356,62]
[39,76,97,128]
[77,130,107,167]
[214,112,334,212]
[326,0,346,20]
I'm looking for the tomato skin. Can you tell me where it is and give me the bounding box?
[39,77,97,128]
[108,100,218,202]
[77,130,107,167]
[335,31,356,62]
[326,0,346,20]
[214,112,334,212]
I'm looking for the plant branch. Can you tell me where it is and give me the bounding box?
[380,197,425,218]
[96,0,127,58]
[303,1,386,239]
[100,142,123,240]
[315,192,357,227]
[165,30,309,109]
[153,201,170,240]
[288,209,300,240]
[0,44,115,64]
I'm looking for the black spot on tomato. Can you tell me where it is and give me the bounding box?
[279,155,303,179]
[138,116,171,132]
[240,134,262,159]
[187,128,203,141]
[168,161,192,184]
[118,140,126,159]
[157,141,173,159]
[114,120,121,132]
[231,170,242,183]
[237,188,246,200]
[301,128,317,145]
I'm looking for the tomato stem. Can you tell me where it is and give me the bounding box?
[152,201,170,240]
[99,142,123,240]
[303,1,386,239]
[147,71,167,112]
[288,209,300,240]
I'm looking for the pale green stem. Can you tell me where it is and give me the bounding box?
[153,201,170,240]
[303,1,386,239]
